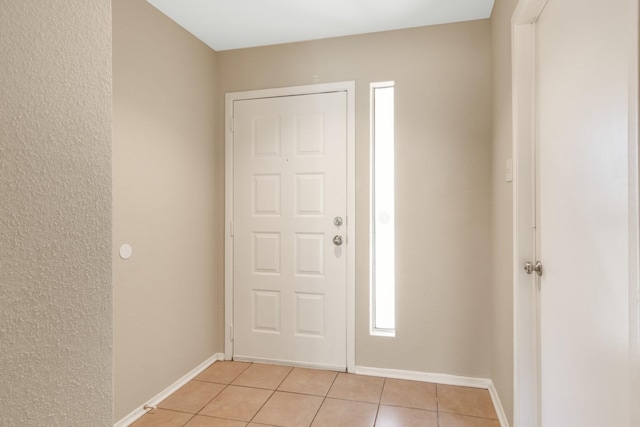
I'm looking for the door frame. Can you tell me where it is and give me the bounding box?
[224,81,356,372]
[512,0,640,425]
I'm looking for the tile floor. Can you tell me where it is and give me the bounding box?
[131,361,500,427]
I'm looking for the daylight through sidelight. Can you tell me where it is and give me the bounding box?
[370,82,395,336]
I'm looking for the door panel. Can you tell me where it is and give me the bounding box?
[233,92,347,369]
[536,0,630,424]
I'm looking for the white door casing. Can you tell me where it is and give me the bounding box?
[512,0,639,426]
[225,82,356,372]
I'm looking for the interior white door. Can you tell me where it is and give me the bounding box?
[535,0,630,424]
[232,91,347,369]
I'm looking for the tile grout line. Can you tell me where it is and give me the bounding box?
[306,395,325,427]
[195,361,255,425]
[247,388,276,424]
[188,373,240,418]
[247,394,275,423]
[438,411,502,421]
[246,363,294,425]
[180,412,196,427]
[274,364,296,390]
[371,377,387,427]
[252,364,295,424]
[194,382,230,418]
[307,368,341,427]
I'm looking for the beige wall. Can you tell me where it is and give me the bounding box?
[218,20,493,377]
[490,0,519,423]
[112,0,219,420]
[0,1,112,426]
[0,2,509,423]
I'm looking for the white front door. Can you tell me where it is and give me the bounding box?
[231,90,348,370]
[534,0,631,424]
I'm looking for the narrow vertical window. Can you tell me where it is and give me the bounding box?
[370,82,395,336]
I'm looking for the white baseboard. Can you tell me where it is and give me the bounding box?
[114,353,225,427]
[354,365,491,388]
[113,406,148,427]
[487,381,510,427]
[355,366,510,427]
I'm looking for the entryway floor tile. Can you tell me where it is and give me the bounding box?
[252,391,324,427]
[438,412,501,427]
[277,367,338,397]
[158,381,226,414]
[184,415,248,427]
[437,385,497,419]
[231,363,293,390]
[130,362,500,427]
[196,361,251,385]
[375,405,438,427]
[326,373,385,403]
[199,385,273,421]
[311,398,378,427]
[380,378,437,411]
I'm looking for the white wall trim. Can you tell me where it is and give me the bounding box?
[113,406,147,427]
[355,366,509,427]
[113,353,224,427]
[224,81,357,372]
[355,365,491,388]
[488,380,511,427]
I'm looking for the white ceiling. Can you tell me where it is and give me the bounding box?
[146,0,495,51]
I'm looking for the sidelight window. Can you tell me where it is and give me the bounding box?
[370,82,395,336]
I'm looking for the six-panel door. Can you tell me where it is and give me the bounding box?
[233,91,347,369]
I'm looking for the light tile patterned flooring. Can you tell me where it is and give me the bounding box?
[131,361,500,427]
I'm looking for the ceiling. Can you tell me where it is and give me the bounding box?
[145,0,495,51]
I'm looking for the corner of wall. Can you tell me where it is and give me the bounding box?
[488,0,520,424]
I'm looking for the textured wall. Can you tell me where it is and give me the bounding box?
[0,1,112,426]
[112,0,219,420]
[218,20,493,378]
[489,0,518,423]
